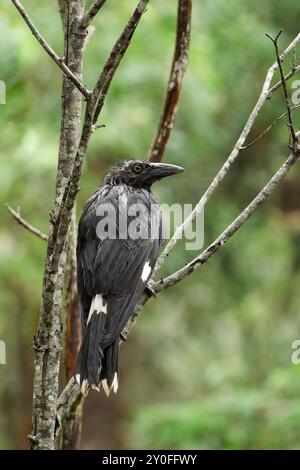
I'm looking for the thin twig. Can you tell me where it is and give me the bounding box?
[152,32,300,277]
[148,0,192,162]
[6,204,48,241]
[241,105,300,150]
[80,0,108,29]
[91,0,149,125]
[11,0,90,98]
[266,30,298,145]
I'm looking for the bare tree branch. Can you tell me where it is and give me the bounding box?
[153,32,300,277]
[6,204,48,241]
[80,0,108,29]
[148,0,192,162]
[28,0,87,450]
[11,0,90,98]
[92,0,149,125]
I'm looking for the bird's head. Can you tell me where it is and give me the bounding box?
[104,160,184,189]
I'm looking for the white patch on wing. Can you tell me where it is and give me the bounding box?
[87,294,107,324]
[141,261,151,282]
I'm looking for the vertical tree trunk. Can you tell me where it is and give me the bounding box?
[30,0,85,450]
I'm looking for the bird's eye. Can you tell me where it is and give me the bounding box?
[133,164,142,174]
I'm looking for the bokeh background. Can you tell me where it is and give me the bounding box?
[1,0,300,450]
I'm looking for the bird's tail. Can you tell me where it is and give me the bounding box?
[75,295,119,397]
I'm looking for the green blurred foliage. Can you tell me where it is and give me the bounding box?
[1,0,300,449]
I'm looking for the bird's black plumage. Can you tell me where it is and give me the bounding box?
[75,160,184,396]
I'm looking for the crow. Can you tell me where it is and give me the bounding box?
[75,160,184,396]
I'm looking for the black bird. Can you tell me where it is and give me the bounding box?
[75,160,184,396]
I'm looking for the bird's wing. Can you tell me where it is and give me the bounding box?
[77,184,162,339]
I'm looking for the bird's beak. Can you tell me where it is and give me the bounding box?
[148,162,184,179]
